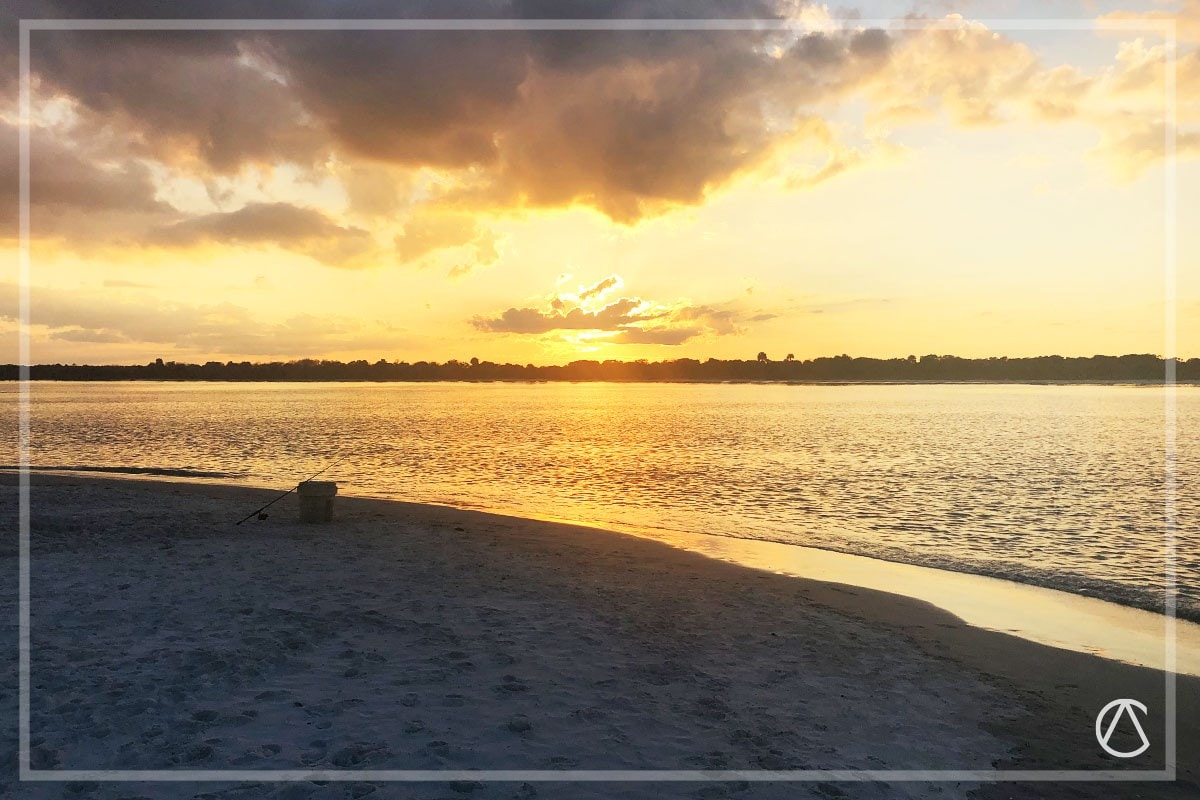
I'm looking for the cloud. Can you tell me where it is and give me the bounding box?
[50,327,128,343]
[472,297,657,334]
[394,211,498,269]
[1,281,401,357]
[783,117,907,188]
[859,17,1199,175]
[472,274,773,345]
[148,202,376,267]
[1088,117,1200,180]
[1100,1,1200,45]
[673,305,746,336]
[609,326,703,345]
[9,1,900,224]
[866,17,1040,127]
[1023,64,1092,122]
[27,23,328,172]
[470,24,897,221]
[578,275,621,301]
[0,120,176,239]
[5,0,1196,253]
[338,162,412,218]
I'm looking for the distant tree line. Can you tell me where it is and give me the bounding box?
[1,353,1196,382]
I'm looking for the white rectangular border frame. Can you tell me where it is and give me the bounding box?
[16,15,1178,784]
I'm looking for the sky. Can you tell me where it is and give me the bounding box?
[1,0,1197,365]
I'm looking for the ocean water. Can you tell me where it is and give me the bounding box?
[7,381,1196,620]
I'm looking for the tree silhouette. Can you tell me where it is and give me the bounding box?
[785,353,795,362]
[2,353,1194,383]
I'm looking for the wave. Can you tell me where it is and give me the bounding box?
[3,465,240,479]
[639,525,1199,624]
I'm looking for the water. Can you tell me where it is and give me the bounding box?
[7,381,1197,621]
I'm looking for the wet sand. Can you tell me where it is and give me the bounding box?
[1,474,1196,799]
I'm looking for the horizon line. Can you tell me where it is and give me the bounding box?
[9,352,1197,369]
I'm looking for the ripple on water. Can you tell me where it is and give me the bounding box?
[10,381,1198,620]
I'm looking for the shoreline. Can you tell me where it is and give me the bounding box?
[6,465,1196,630]
[3,474,1198,798]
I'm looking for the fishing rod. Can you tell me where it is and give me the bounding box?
[235,453,349,526]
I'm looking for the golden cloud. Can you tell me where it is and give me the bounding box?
[472,275,773,346]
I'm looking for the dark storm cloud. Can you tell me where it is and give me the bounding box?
[263,30,528,168]
[29,30,327,171]
[8,0,899,222]
[507,0,782,73]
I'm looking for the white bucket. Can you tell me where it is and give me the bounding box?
[297,480,338,523]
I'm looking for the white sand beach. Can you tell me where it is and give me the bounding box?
[2,474,1196,799]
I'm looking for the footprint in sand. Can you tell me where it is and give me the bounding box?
[570,707,607,723]
[29,746,60,769]
[64,781,99,794]
[496,675,528,693]
[505,715,532,734]
[139,726,164,743]
[179,744,213,763]
[232,743,280,765]
[331,743,389,767]
[300,747,326,766]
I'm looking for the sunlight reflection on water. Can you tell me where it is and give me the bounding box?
[13,381,1197,620]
